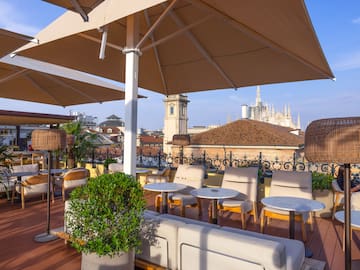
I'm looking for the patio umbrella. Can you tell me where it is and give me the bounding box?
[0,54,128,106]
[42,0,105,21]
[18,0,334,175]
[0,28,36,58]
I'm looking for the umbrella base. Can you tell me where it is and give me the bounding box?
[34,232,58,243]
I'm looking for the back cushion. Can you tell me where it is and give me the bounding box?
[173,164,205,189]
[108,163,123,173]
[12,164,39,181]
[270,171,312,199]
[178,224,286,270]
[222,167,258,201]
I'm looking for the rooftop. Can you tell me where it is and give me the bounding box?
[0,191,359,269]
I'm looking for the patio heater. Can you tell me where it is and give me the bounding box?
[32,129,66,242]
[172,134,190,165]
[305,117,360,270]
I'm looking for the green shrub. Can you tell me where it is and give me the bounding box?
[67,173,146,256]
[312,172,334,191]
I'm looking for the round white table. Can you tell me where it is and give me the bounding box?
[335,210,360,229]
[190,187,239,224]
[261,196,325,257]
[143,182,187,213]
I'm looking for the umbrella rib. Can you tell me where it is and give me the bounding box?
[41,73,98,103]
[166,5,237,89]
[143,9,167,92]
[70,0,89,22]
[187,0,334,79]
[0,69,29,84]
[77,33,124,52]
[137,0,178,50]
[23,73,62,104]
[141,15,212,52]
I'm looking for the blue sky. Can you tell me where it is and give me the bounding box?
[0,0,359,131]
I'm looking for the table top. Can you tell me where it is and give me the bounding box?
[11,171,38,177]
[136,169,151,174]
[334,210,360,228]
[40,168,68,174]
[261,196,325,213]
[190,187,239,200]
[143,182,187,193]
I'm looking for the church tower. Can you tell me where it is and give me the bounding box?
[163,94,189,155]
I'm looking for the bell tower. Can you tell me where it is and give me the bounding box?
[163,94,189,155]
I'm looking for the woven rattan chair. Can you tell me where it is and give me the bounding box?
[218,167,259,229]
[259,170,314,242]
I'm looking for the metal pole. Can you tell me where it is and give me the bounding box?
[344,163,352,270]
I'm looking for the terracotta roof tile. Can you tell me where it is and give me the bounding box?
[190,119,304,147]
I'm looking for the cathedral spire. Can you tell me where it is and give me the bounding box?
[256,85,261,106]
[297,113,301,129]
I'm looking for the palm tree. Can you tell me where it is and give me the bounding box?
[61,122,97,167]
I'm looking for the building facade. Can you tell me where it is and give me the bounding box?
[241,86,301,129]
[163,94,189,155]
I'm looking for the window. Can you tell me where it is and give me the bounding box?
[169,105,174,115]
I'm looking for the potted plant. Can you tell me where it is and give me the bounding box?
[312,171,334,218]
[66,172,146,270]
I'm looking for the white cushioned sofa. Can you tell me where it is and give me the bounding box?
[138,210,305,270]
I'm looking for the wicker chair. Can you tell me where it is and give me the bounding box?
[260,170,314,241]
[218,167,259,229]
[108,163,123,173]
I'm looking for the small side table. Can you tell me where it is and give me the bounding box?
[143,182,186,213]
[334,210,360,250]
[190,187,239,224]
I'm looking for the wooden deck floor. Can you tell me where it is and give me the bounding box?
[0,192,359,270]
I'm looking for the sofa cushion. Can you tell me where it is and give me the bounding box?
[178,224,286,270]
[222,226,305,270]
[161,214,220,229]
[138,213,187,270]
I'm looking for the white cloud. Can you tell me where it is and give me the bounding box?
[352,17,360,24]
[331,51,360,71]
[0,1,40,36]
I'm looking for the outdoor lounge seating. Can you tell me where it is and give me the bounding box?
[260,170,313,242]
[218,167,259,229]
[137,210,306,270]
[12,174,52,209]
[332,179,344,220]
[62,168,89,201]
[155,164,205,217]
[145,167,171,184]
[108,163,123,173]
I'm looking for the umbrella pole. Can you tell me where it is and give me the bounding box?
[344,163,351,270]
[34,151,58,243]
[123,14,139,177]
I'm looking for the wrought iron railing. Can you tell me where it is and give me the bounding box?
[82,147,360,177]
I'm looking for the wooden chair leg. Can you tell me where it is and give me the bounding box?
[180,205,185,217]
[260,211,265,233]
[155,196,161,213]
[241,213,246,229]
[301,222,307,242]
[197,198,202,217]
[332,194,340,220]
[21,189,25,209]
[252,202,258,224]
[309,214,314,232]
[62,186,65,202]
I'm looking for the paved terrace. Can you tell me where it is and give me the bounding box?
[0,192,360,270]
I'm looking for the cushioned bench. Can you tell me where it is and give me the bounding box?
[138,211,305,270]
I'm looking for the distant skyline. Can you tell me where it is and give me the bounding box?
[0,0,360,130]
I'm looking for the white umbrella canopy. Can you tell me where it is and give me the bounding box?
[18,0,334,175]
